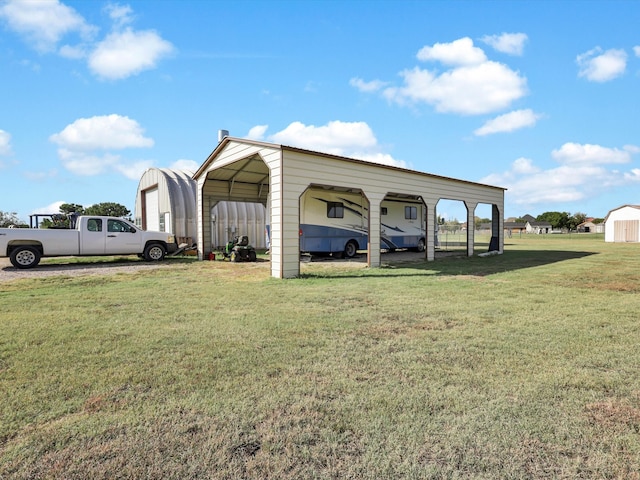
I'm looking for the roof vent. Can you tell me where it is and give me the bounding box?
[218,129,229,142]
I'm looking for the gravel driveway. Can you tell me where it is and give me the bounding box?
[0,257,171,283]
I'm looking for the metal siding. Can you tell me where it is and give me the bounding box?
[195,139,504,278]
[605,206,640,242]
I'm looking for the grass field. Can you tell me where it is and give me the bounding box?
[1,234,640,479]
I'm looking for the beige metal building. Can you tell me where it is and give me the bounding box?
[604,205,640,242]
[135,167,268,248]
[193,137,505,279]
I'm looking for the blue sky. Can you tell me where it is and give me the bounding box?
[1,0,639,223]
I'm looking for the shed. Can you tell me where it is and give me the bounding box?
[135,167,268,248]
[604,205,640,242]
[135,168,197,245]
[193,137,506,279]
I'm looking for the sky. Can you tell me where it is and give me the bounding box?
[1,0,639,224]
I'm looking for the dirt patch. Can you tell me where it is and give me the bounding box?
[585,398,640,431]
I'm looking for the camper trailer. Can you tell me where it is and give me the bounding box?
[299,188,426,257]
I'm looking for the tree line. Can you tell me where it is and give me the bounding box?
[0,202,131,228]
[516,211,604,231]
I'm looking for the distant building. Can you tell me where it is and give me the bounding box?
[577,218,604,233]
[604,205,640,242]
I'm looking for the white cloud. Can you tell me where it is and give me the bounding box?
[481,33,528,56]
[50,114,155,177]
[551,142,634,165]
[32,201,66,215]
[0,1,173,80]
[634,46,640,57]
[417,37,486,66]
[247,121,408,168]
[58,43,89,60]
[269,121,377,153]
[105,3,134,28]
[247,125,269,141]
[170,159,199,173]
[481,143,640,207]
[474,109,541,136]
[0,0,96,52]
[114,160,154,180]
[0,129,12,155]
[349,77,388,93]
[383,61,527,115]
[56,149,121,176]
[50,114,154,150]
[352,37,528,115]
[577,47,627,82]
[88,28,174,80]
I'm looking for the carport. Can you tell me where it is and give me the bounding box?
[193,137,505,279]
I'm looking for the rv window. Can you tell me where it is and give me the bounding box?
[405,206,417,220]
[327,202,344,218]
[381,207,388,215]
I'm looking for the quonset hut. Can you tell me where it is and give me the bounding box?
[135,168,197,245]
[135,167,267,249]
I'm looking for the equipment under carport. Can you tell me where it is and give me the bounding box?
[220,235,257,262]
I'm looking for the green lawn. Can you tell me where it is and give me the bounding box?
[1,234,639,479]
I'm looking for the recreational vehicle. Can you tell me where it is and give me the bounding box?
[299,188,426,257]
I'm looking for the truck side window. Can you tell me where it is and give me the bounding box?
[327,202,344,218]
[405,206,417,220]
[108,220,133,233]
[87,219,102,232]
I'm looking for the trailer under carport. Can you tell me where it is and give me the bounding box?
[193,137,505,279]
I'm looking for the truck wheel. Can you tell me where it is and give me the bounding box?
[10,246,41,269]
[230,251,238,262]
[249,250,257,262]
[143,243,166,261]
[344,240,358,258]
[417,238,426,252]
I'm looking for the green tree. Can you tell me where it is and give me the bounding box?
[0,211,26,227]
[474,216,491,229]
[59,203,85,215]
[537,211,570,230]
[84,202,131,218]
[568,212,587,231]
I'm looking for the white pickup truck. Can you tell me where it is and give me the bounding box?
[0,216,177,269]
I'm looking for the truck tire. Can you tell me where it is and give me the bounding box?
[416,238,426,252]
[143,243,166,261]
[10,246,41,269]
[344,240,358,258]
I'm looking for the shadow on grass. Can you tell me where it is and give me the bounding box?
[301,249,599,279]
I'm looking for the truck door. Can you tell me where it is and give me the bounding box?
[105,219,143,254]
[81,218,107,255]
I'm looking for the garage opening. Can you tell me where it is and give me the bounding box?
[436,199,467,255]
[473,203,493,253]
[380,193,426,256]
[299,186,369,261]
[200,153,270,260]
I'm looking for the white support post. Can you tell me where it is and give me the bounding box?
[466,201,477,257]
[366,193,385,268]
